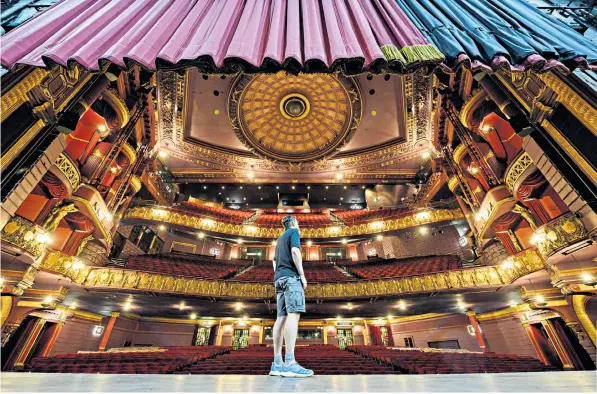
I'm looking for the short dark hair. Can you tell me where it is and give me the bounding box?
[282,215,297,229]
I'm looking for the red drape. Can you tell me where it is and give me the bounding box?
[369,325,383,346]
[386,325,395,346]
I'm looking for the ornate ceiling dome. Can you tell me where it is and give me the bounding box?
[228,72,361,162]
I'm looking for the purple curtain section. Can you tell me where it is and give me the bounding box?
[1,0,441,74]
[369,325,383,346]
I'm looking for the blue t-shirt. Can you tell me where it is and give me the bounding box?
[273,228,301,281]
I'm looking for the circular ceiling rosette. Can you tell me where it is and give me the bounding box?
[228,72,361,163]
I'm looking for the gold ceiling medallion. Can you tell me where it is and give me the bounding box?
[229,72,361,163]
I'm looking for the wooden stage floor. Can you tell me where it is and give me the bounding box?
[1,371,595,392]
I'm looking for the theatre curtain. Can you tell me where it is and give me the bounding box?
[394,0,597,72]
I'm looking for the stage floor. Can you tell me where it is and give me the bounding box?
[1,371,595,392]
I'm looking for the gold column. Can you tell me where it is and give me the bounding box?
[258,325,264,344]
[98,312,119,351]
[572,295,596,347]
[12,318,46,369]
[323,325,328,345]
[523,323,550,365]
[216,321,223,346]
[363,321,369,346]
[541,320,574,369]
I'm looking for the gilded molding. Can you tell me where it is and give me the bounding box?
[120,143,137,164]
[56,305,104,323]
[538,72,597,137]
[504,151,533,193]
[0,216,48,258]
[100,88,130,128]
[532,212,588,258]
[124,207,464,239]
[476,304,531,322]
[1,68,49,122]
[572,295,596,347]
[453,144,467,164]
[129,175,142,193]
[459,88,488,129]
[447,176,459,192]
[54,153,81,190]
[42,249,545,300]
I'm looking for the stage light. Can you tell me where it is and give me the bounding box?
[501,257,514,269]
[72,260,85,270]
[36,233,50,244]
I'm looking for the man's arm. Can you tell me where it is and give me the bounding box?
[290,229,307,289]
[291,247,306,289]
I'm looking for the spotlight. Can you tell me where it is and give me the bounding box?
[190,313,197,320]
[582,272,597,286]
[72,260,85,270]
[36,233,50,244]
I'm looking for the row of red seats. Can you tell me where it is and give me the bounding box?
[347,346,558,374]
[332,207,411,225]
[178,201,255,224]
[27,346,230,374]
[232,261,353,283]
[176,345,397,375]
[127,255,251,280]
[343,255,461,279]
[254,213,333,227]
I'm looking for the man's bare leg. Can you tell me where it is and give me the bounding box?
[272,315,286,364]
[283,312,300,365]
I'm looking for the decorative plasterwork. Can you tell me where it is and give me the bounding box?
[157,69,433,180]
[42,249,544,300]
[532,212,588,258]
[504,151,533,193]
[229,72,361,162]
[54,153,80,190]
[0,216,48,258]
[123,207,463,239]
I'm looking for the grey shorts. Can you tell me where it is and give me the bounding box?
[275,276,306,317]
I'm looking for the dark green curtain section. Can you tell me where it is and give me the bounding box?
[395,0,597,68]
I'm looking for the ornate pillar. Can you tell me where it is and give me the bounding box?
[323,325,329,345]
[541,319,574,369]
[10,318,46,370]
[98,312,119,351]
[571,295,596,347]
[363,321,369,346]
[216,322,223,346]
[466,312,487,352]
[523,322,550,365]
[38,321,64,357]
[258,325,264,345]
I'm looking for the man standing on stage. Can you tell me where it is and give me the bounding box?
[269,215,314,378]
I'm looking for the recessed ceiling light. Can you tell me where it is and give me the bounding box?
[203,186,207,189]
[307,186,311,189]
[240,186,243,189]
[325,186,329,189]
[292,186,296,190]
[221,186,225,189]
[258,186,262,189]
[343,186,347,189]
[276,186,280,190]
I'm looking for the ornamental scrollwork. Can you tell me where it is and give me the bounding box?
[55,153,81,190]
[504,152,533,193]
[0,216,48,258]
[123,206,464,239]
[532,212,588,258]
[41,249,545,300]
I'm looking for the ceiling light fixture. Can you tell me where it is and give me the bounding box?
[335,173,344,180]
[247,172,255,179]
[421,151,431,159]
[235,303,243,311]
[158,150,168,158]
[307,240,313,246]
[190,313,197,320]
[198,232,205,239]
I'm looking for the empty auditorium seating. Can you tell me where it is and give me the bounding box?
[343,255,461,279]
[177,345,397,375]
[232,260,354,282]
[126,254,251,280]
[347,346,558,374]
[254,213,333,227]
[27,346,230,374]
[332,207,411,225]
[178,202,254,224]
